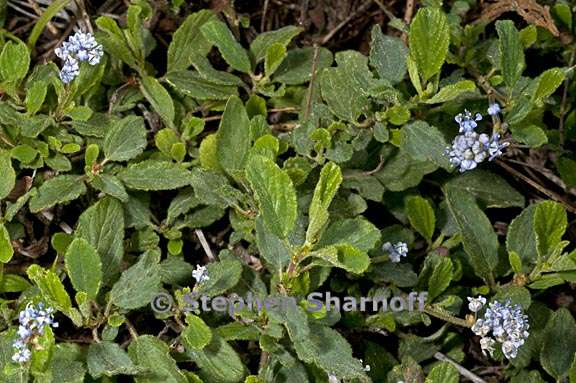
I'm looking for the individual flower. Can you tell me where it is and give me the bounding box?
[55,31,103,83]
[487,102,501,116]
[328,374,340,383]
[487,133,509,161]
[12,303,58,363]
[455,109,482,133]
[383,242,408,263]
[467,296,487,313]
[470,299,529,360]
[192,265,210,284]
[359,359,371,372]
[479,337,496,355]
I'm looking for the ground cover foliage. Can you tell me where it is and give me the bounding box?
[0,0,575,382]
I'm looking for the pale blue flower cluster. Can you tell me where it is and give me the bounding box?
[192,265,210,284]
[471,299,529,360]
[446,106,509,172]
[12,303,58,363]
[55,31,103,83]
[382,242,408,263]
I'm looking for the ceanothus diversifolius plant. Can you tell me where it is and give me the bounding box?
[0,1,575,382]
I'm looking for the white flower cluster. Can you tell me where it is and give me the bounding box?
[12,303,58,363]
[469,298,529,360]
[55,31,103,83]
[192,265,210,284]
[445,105,509,172]
[382,242,408,263]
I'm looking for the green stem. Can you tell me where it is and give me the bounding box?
[371,255,390,264]
[424,306,472,328]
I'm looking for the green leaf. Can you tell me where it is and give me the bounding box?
[195,259,243,297]
[532,68,565,105]
[541,308,576,380]
[0,40,29,83]
[493,285,531,309]
[444,186,498,284]
[255,217,290,272]
[96,16,140,71]
[192,334,246,383]
[293,324,368,380]
[129,335,188,383]
[427,256,453,301]
[87,341,139,379]
[320,51,372,122]
[306,162,342,244]
[316,218,381,252]
[309,244,370,274]
[165,70,238,100]
[155,128,180,156]
[0,149,15,200]
[27,264,81,324]
[189,54,244,86]
[76,197,125,284]
[400,120,451,170]
[0,274,31,292]
[264,43,286,77]
[425,362,459,383]
[181,314,212,351]
[250,25,302,62]
[509,251,523,274]
[369,25,407,84]
[166,188,199,224]
[189,168,243,207]
[29,175,87,213]
[64,238,102,299]
[25,80,48,115]
[124,5,146,63]
[200,20,251,73]
[216,96,251,174]
[405,195,435,242]
[167,10,216,71]
[49,358,86,383]
[510,124,548,148]
[424,80,476,104]
[496,20,525,90]
[273,47,333,85]
[558,157,576,188]
[409,7,450,81]
[198,134,221,170]
[103,116,147,162]
[407,55,423,95]
[444,170,525,208]
[533,201,567,262]
[90,174,129,202]
[140,76,175,129]
[118,160,192,190]
[0,223,13,263]
[110,250,161,309]
[246,155,297,238]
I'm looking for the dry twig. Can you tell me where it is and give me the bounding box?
[434,352,487,383]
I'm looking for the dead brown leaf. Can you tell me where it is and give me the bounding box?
[480,0,559,37]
